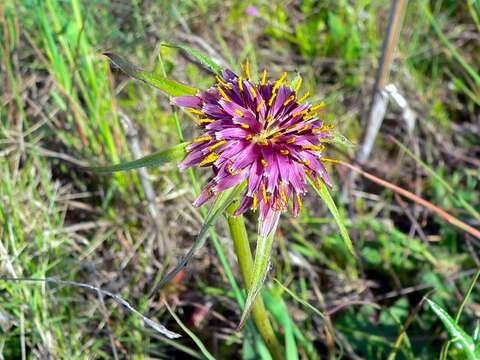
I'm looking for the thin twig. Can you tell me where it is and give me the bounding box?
[0,276,181,339]
[339,160,480,240]
[350,0,408,187]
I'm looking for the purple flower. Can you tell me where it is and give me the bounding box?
[245,5,259,17]
[172,64,334,237]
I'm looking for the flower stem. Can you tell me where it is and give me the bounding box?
[226,202,283,360]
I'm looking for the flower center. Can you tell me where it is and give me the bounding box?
[251,126,279,145]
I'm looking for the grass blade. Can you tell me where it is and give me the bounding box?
[164,302,216,360]
[426,299,477,360]
[162,43,223,75]
[308,177,356,257]
[85,142,187,173]
[104,52,198,96]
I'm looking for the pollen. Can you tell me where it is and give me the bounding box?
[283,95,295,106]
[280,149,289,155]
[217,86,232,102]
[262,182,268,203]
[261,159,268,167]
[193,135,213,142]
[210,140,227,150]
[310,101,325,111]
[293,76,303,92]
[187,108,205,115]
[199,152,220,166]
[256,99,265,112]
[240,123,250,129]
[280,181,287,203]
[249,86,257,98]
[261,69,267,85]
[286,137,296,144]
[238,76,244,91]
[298,91,310,103]
[196,118,215,125]
[302,144,325,151]
[235,109,244,116]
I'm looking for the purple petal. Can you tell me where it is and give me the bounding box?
[171,95,202,108]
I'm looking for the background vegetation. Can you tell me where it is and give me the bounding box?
[1,0,479,358]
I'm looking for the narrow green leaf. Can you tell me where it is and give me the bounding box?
[309,177,356,257]
[263,290,299,360]
[238,214,280,329]
[165,303,216,360]
[426,299,477,360]
[162,43,223,75]
[85,142,188,174]
[104,52,198,96]
[151,182,247,293]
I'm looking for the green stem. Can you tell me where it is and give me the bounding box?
[227,202,283,360]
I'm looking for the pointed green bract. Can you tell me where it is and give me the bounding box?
[152,181,247,292]
[320,129,355,149]
[238,216,280,329]
[426,299,478,360]
[162,43,223,75]
[309,177,356,257]
[85,142,188,173]
[104,52,198,96]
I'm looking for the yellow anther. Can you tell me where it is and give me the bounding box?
[299,159,311,166]
[196,118,214,125]
[261,69,268,85]
[298,91,310,103]
[238,76,244,91]
[293,76,303,92]
[297,124,310,133]
[286,137,296,144]
[209,140,227,150]
[258,139,269,145]
[217,86,232,102]
[216,76,231,88]
[249,86,256,98]
[321,157,339,164]
[199,152,220,166]
[280,181,287,203]
[245,134,253,140]
[310,101,325,111]
[297,194,303,210]
[283,95,295,106]
[235,109,244,116]
[268,91,277,106]
[274,72,288,91]
[256,99,265,112]
[261,159,268,167]
[262,182,268,203]
[239,123,250,129]
[303,113,317,120]
[302,144,325,151]
[193,135,213,142]
[265,114,274,124]
[187,108,204,115]
[253,192,258,210]
[244,59,251,80]
[280,149,289,155]
[292,109,309,117]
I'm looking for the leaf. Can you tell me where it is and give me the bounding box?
[164,302,215,360]
[162,43,223,75]
[104,52,197,96]
[85,142,188,174]
[426,299,477,360]
[309,177,356,257]
[320,129,355,149]
[150,181,247,293]
[263,290,298,360]
[238,213,280,329]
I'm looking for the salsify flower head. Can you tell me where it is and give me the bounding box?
[173,63,334,237]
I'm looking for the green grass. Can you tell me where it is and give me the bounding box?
[1,0,479,358]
